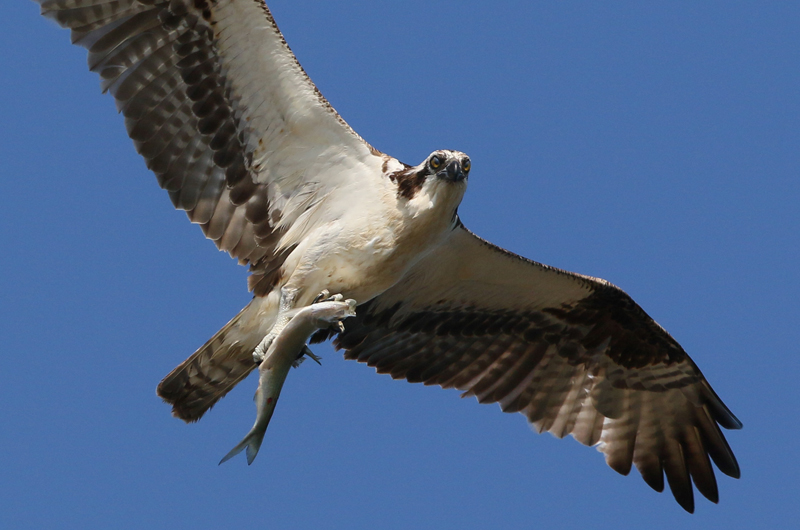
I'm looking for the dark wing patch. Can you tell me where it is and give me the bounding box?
[334,226,741,513]
[544,286,688,369]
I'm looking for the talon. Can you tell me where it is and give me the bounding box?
[336,321,345,332]
[314,290,346,304]
[313,289,331,304]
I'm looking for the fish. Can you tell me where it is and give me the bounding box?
[219,298,357,465]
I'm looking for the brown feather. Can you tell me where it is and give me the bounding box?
[39,0,305,289]
[157,299,267,422]
[334,224,741,511]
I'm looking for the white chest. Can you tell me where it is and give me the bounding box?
[281,172,465,303]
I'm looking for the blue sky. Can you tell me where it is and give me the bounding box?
[3,1,798,528]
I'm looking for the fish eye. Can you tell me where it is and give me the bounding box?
[462,158,471,173]
[430,155,442,170]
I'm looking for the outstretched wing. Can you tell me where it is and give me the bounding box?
[335,223,741,512]
[38,0,386,293]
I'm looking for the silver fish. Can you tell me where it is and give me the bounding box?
[219,298,356,465]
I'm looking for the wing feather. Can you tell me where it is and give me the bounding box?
[336,224,741,512]
[38,0,386,287]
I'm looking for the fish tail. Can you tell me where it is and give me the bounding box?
[218,427,268,466]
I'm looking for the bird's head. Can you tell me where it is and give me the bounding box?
[426,150,471,183]
[390,150,471,202]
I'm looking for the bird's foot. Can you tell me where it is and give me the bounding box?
[252,332,276,364]
[255,294,354,364]
[291,298,355,367]
[313,289,344,304]
[309,297,355,333]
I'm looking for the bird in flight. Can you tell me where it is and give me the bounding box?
[38,0,740,513]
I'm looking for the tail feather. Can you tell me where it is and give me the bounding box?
[157,298,274,422]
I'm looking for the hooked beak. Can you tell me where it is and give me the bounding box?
[438,160,466,182]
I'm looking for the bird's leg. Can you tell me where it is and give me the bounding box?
[253,287,348,364]
[253,286,298,363]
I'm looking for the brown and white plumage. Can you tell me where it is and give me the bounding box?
[333,224,740,512]
[39,0,391,418]
[38,0,740,513]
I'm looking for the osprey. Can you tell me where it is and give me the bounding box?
[38,0,740,513]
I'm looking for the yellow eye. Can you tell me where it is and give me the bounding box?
[462,158,471,173]
[430,155,442,170]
